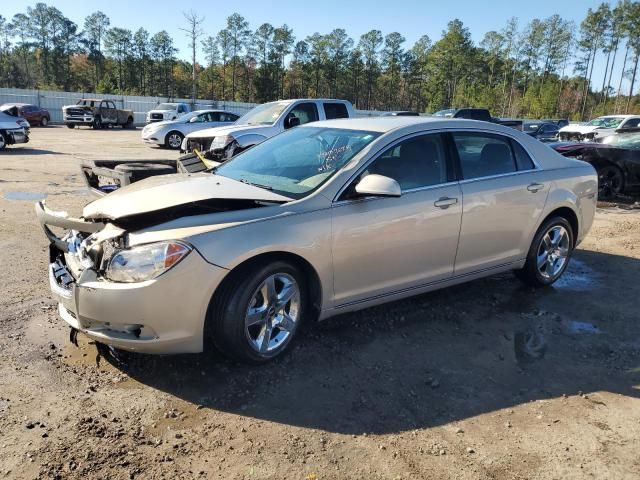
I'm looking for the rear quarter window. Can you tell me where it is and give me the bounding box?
[323,103,349,120]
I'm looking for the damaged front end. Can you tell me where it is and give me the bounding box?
[35,202,151,339]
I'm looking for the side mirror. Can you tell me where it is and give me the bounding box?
[355,174,401,197]
[285,116,300,129]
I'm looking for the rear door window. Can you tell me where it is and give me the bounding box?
[323,103,349,120]
[452,132,517,179]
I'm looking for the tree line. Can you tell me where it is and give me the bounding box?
[0,2,638,119]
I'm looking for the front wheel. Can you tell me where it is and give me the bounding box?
[516,216,574,287]
[207,261,307,363]
[93,116,102,130]
[165,131,184,149]
[40,116,48,127]
[66,124,75,129]
[0,132,6,150]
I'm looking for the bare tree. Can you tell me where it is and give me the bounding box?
[180,10,205,105]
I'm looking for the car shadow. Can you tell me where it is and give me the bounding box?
[108,249,640,435]
[0,148,64,155]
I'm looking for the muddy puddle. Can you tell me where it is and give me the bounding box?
[553,258,601,291]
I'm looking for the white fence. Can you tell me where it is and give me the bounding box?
[0,87,384,125]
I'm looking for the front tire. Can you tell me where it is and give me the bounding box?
[516,216,574,287]
[165,131,184,149]
[40,116,48,127]
[207,261,307,364]
[66,124,75,129]
[93,116,102,130]
[0,132,6,151]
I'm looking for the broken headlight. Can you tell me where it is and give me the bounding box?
[105,241,191,283]
[210,135,233,150]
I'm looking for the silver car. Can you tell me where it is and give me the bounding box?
[141,110,239,149]
[37,117,597,363]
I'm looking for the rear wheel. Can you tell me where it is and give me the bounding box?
[0,132,6,150]
[40,116,48,127]
[207,260,307,364]
[516,216,574,287]
[165,131,184,149]
[597,164,624,198]
[123,117,134,129]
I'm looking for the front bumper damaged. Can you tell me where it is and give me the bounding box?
[36,201,228,354]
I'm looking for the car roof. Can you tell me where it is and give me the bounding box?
[1,103,29,107]
[302,116,515,133]
[192,109,237,114]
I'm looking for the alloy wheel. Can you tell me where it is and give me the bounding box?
[168,133,182,149]
[536,225,570,281]
[598,166,623,198]
[245,273,301,355]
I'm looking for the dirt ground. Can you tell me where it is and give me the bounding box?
[1,126,640,480]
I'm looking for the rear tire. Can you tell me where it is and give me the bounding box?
[597,164,625,198]
[40,116,48,127]
[123,117,134,129]
[206,260,307,364]
[0,132,6,151]
[516,216,574,287]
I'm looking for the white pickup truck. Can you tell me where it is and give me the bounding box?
[79,99,355,195]
[181,99,355,161]
[146,102,191,124]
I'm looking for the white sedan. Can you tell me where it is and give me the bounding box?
[141,110,239,149]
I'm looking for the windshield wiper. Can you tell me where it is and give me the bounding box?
[239,178,273,191]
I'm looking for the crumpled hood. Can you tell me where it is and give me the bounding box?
[0,111,22,129]
[185,123,268,139]
[82,173,292,220]
[559,124,599,134]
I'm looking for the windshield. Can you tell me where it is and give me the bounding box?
[523,123,541,132]
[215,127,380,199]
[433,109,455,117]
[156,103,177,111]
[586,116,625,129]
[236,102,290,125]
[176,111,198,122]
[601,133,640,148]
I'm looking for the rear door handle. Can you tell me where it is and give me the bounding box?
[527,183,544,193]
[434,197,458,209]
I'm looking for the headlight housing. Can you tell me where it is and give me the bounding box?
[18,119,30,128]
[210,135,233,150]
[105,241,192,283]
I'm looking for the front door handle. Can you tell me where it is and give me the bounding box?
[527,183,544,193]
[434,197,458,209]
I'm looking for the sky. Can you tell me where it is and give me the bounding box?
[3,0,634,94]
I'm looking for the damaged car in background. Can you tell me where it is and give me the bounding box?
[37,117,597,364]
[551,132,640,197]
[558,115,640,142]
[0,109,30,151]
